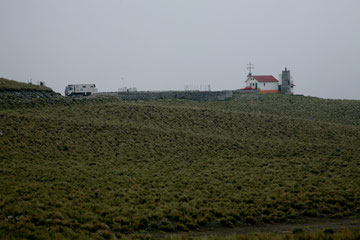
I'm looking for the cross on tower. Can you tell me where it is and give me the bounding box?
[247,61,254,75]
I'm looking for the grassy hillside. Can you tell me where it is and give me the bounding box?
[0,78,52,92]
[0,93,359,239]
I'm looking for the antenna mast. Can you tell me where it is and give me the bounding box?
[247,61,254,76]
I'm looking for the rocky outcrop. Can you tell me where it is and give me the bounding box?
[0,78,61,102]
[0,90,61,100]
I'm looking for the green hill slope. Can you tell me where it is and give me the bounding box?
[0,78,52,92]
[0,93,359,239]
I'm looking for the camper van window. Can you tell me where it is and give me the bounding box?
[83,86,86,88]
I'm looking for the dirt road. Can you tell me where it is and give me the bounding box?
[157,217,360,238]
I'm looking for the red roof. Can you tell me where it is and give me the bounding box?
[253,75,279,83]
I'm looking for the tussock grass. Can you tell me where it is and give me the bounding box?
[0,92,360,239]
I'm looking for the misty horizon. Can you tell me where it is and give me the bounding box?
[1,0,359,99]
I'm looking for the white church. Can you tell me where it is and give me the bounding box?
[242,64,294,94]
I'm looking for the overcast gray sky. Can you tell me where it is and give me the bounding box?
[1,0,359,99]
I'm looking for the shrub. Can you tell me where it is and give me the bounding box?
[292,228,304,234]
[323,228,335,234]
[245,216,257,224]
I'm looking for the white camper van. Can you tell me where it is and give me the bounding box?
[65,84,97,96]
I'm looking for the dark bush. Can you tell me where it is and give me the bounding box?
[292,228,304,234]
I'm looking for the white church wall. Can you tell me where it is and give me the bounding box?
[258,82,278,91]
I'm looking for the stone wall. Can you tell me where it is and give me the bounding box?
[233,89,258,94]
[93,91,233,101]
